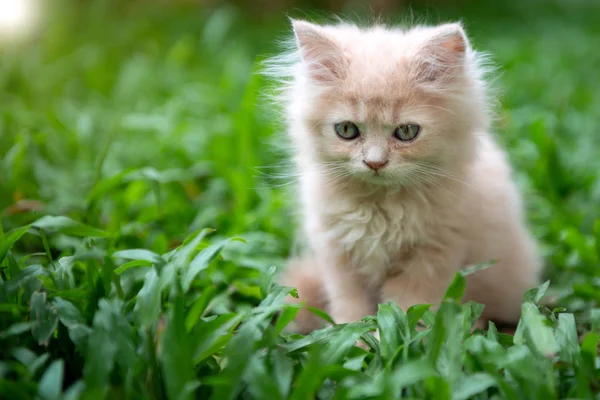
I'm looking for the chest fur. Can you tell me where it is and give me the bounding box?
[322,198,428,281]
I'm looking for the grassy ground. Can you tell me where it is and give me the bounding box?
[1,0,599,398]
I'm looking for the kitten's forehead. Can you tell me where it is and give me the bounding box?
[326,30,451,123]
[318,24,464,97]
[323,23,455,52]
[321,29,425,104]
[316,91,433,128]
[342,95,406,125]
[329,25,429,66]
[334,82,434,125]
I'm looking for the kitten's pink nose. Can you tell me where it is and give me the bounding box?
[363,160,388,171]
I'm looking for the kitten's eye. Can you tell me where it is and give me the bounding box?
[393,124,420,142]
[334,121,360,140]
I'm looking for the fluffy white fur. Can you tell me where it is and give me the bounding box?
[268,19,542,333]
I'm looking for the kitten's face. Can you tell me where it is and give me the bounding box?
[311,92,456,186]
[291,21,486,187]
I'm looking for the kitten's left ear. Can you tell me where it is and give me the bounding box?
[291,19,347,83]
[417,23,469,82]
[429,23,468,55]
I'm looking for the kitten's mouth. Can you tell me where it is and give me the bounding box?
[370,168,389,178]
[356,170,393,185]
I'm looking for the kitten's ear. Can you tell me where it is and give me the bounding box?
[291,19,347,83]
[417,23,469,82]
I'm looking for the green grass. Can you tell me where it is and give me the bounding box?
[1,0,599,398]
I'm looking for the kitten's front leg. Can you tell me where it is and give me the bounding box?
[322,251,375,324]
[380,244,462,312]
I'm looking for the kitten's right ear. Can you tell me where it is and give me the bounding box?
[291,19,347,83]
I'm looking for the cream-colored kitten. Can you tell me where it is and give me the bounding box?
[270,19,542,333]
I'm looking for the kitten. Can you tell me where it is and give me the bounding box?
[268,19,542,333]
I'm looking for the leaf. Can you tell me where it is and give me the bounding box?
[556,313,579,364]
[160,292,196,400]
[0,322,35,339]
[12,348,49,376]
[440,302,465,383]
[244,351,287,400]
[274,305,301,335]
[594,219,600,261]
[580,332,599,371]
[181,239,231,291]
[377,302,407,363]
[524,280,550,304]
[487,321,499,341]
[288,346,326,400]
[260,265,279,299]
[322,322,375,364]
[520,302,558,357]
[159,262,177,292]
[134,268,161,327]
[84,317,117,391]
[591,308,600,333]
[53,297,91,347]
[172,228,215,269]
[209,313,272,400]
[54,256,76,290]
[63,381,85,400]
[192,314,241,364]
[113,259,152,274]
[407,304,431,331]
[3,265,44,293]
[6,251,20,279]
[460,260,495,277]
[305,306,335,326]
[11,347,35,366]
[512,318,525,345]
[84,299,136,392]
[112,249,163,265]
[32,216,110,237]
[268,349,294,399]
[281,321,376,354]
[53,298,86,326]
[67,325,93,349]
[344,354,368,371]
[453,373,496,400]
[427,302,452,364]
[464,335,505,366]
[359,331,381,353]
[38,360,64,400]
[575,335,596,399]
[185,286,217,331]
[462,301,485,332]
[444,272,466,302]
[0,225,31,263]
[391,359,438,388]
[30,292,59,346]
